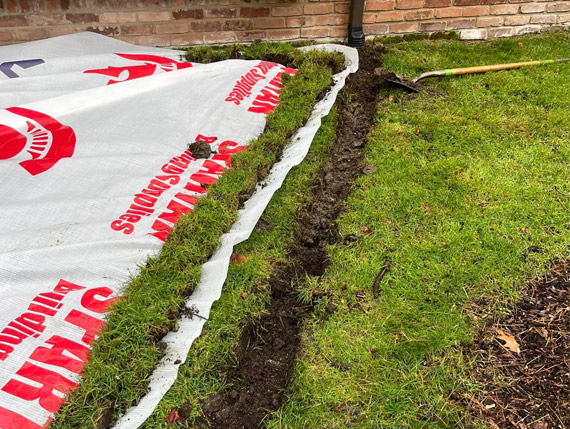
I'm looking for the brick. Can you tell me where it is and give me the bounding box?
[530,14,557,23]
[48,26,87,38]
[286,17,316,27]
[462,5,490,16]
[390,21,420,31]
[395,0,423,9]
[504,14,530,25]
[558,13,570,23]
[477,16,503,26]
[205,8,238,17]
[460,28,487,38]
[446,18,476,28]
[138,11,171,22]
[0,15,27,27]
[65,13,99,24]
[100,12,137,23]
[315,14,349,25]
[405,9,434,19]
[13,28,47,40]
[419,21,447,30]
[0,31,12,42]
[301,26,330,37]
[223,19,254,30]
[172,9,204,19]
[520,3,545,13]
[363,12,376,23]
[137,35,171,47]
[490,4,519,14]
[512,24,541,34]
[122,24,153,35]
[267,28,300,40]
[363,23,390,33]
[170,33,203,46]
[546,2,570,13]
[190,20,222,31]
[488,27,513,37]
[204,32,237,43]
[304,3,335,14]
[6,0,17,12]
[45,0,57,10]
[335,3,351,13]
[154,23,188,34]
[254,17,285,28]
[237,31,268,41]
[330,25,347,37]
[240,7,270,17]
[272,5,303,15]
[365,0,394,11]
[435,7,462,17]
[454,0,481,5]
[376,11,405,20]
[28,14,64,26]
[424,0,450,6]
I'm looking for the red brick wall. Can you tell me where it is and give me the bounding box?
[0,0,568,46]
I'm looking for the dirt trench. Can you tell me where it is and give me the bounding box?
[199,45,386,429]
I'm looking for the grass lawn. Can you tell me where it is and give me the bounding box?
[266,32,570,428]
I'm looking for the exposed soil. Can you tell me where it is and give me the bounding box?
[200,45,386,429]
[188,141,213,159]
[465,260,570,428]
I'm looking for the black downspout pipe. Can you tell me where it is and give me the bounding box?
[348,0,365,47]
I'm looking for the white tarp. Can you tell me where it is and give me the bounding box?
[0,32,357,428]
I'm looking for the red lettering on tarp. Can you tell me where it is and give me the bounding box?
[64,309,105,346]
[84,53,191,85]
[225,61,278,105]
[29,336,89,374]
[248,67,296,115]
[0,406,41,429]
[80,287,118,314]
[1,361,77,413]
[149,219,172,242]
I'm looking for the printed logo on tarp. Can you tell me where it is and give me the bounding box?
[0,59,44,79]
[84,53,192,85]
[111,134,245,241]
[0,280,118,429]
[0,107,76,176]
[225,61,296,115]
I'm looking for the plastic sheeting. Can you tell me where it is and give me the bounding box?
[0,32,357,428]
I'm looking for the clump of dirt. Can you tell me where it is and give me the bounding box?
[201,44,386,429]
[188,141,213,159]
[465,260,570,428]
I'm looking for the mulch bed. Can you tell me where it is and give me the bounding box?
[466,260,570,429]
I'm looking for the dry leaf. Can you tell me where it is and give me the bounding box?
[230,253,249,264]
[362,227,373,235]
[388,95,394,102]
[414,127,420,136]
[167,408,180,425]
[241,292,249,299]
[496,329,520,354]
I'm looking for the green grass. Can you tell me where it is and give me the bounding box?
[268,32,570,428]
[51,44,338,428]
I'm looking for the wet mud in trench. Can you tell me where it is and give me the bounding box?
[201,46,386,429]
[465,260,570,428]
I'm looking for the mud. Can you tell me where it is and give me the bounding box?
[188,141,213,159]
[201,45,386,429]
[465,260,570,428]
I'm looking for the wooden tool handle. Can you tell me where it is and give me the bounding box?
[448,60,542,76]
